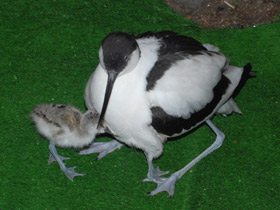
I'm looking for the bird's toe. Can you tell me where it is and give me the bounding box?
[63,167,85,181]
[148,174,177,197]
[48,153,70,165]
[142,166,169,184]
[154,166,169,176]
[79,140,122,160]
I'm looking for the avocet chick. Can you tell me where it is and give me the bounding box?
[31,104,101,181]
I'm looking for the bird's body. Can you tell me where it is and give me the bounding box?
[31,104,104,180]
[83,31,253,196]
[31,104,101,148]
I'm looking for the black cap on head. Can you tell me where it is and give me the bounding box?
[101,32,138,73]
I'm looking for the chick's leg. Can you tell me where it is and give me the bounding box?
[148,120,225,197]
[49,142,84,181]
[79,140,123,160]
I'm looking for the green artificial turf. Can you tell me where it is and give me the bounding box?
[1,0,280,209]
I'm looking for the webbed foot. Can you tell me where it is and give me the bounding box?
[48,152,70,165]
[79,140,123,160]
[62,166,85,182]
[148,174,178,197]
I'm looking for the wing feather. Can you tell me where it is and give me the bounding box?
[148,52,227,118]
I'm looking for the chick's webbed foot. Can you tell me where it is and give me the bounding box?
[49,142,84,181]
[62,166,85,182]
[79,140,123,160]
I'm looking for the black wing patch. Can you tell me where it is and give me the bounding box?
[143,31,208,91]
[231,63,253,99]
[150,75,231,136]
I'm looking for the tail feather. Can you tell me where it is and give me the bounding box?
[231,63,254,99]
[216,98,242,116]
[216,63,254,116]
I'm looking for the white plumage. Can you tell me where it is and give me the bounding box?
[83,31,253,196]
[147,53,226,118]
[29,31,252,195]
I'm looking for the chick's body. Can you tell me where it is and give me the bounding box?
[31,104,99,148]
[31,104,101,181]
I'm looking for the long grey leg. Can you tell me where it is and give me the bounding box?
[148,120,225,197]
[79,140,123,160]
[49,142,85,181]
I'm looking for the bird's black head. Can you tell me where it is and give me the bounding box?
[97,32,140,128]
[100,32,139,74]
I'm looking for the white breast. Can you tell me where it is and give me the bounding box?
[84,38,161,140]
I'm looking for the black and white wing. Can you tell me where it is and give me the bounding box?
[142,32,234,136]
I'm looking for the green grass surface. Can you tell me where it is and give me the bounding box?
[1,0,280,209]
